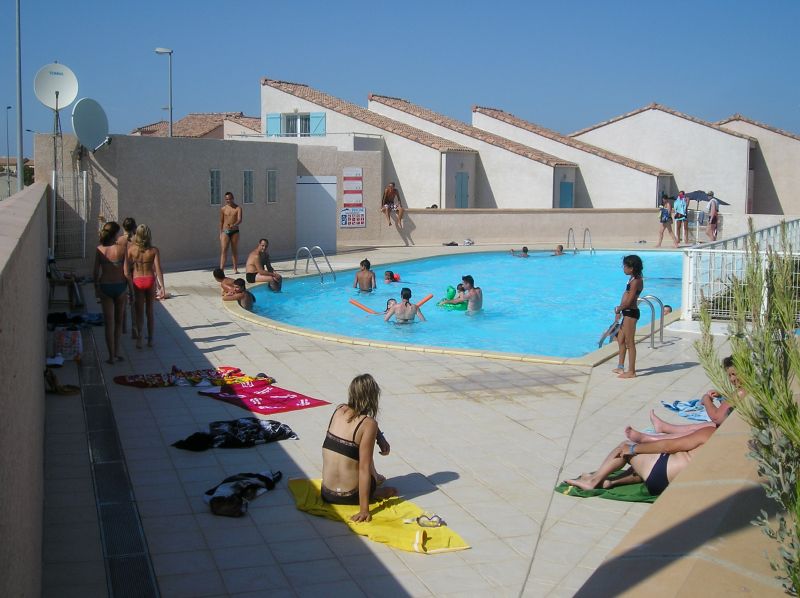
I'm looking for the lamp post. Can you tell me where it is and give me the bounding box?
[154,47,173,137]
[5,105,11,197]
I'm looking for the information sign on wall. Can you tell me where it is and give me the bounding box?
[340,207,366,228]
[341,167,365,228]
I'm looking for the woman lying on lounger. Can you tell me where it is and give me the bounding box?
[321,374,398,522]
[565,425,715,496]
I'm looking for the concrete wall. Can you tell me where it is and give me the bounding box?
[574,110,752,214]
[337,207,663,247]
[720,120,800,216]
[0,183,48,598]
[36,134,298,272]
[260,86,474,209]
[473,111,665,209]
[368,100,562,209]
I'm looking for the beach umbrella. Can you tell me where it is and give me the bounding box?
[685,190,730,205]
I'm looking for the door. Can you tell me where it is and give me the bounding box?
[455,172,469,209]
[296,176,337,252]
[559,181,574,208]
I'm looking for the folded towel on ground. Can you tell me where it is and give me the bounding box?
[198,381,329,415]
[172,417,297,451]
[114,365,275,388]
[289,478,470,554]
[660,399,712,422]
[554,480,656,503]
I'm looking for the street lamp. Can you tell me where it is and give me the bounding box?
[154,47,173,137]
[5,105,11,197]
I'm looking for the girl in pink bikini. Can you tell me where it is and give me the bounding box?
[126,224,165,348]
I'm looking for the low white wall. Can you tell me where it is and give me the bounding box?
[0,183,48,598]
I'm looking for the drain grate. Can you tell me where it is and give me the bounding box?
[95,462,134,504]
[107,555,158,598]
[88,429,122,463]
[99,502,146,557]
[86,403,116,431]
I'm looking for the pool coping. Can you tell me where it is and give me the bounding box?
[224,284,684,367]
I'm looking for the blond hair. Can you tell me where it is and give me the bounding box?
[347,374,380,420]
[133,224,152,249]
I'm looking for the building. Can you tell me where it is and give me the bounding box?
[717,114,800,216]
[570,103,756,214]
[131,112,260,140]
[260,78,477,209]
[472,107,672,208]
[368,94,577,209]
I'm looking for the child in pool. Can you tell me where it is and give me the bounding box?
[384,270,400,283]
[383,298,397,313]
[613,255,644,379]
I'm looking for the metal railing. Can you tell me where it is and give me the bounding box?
[682,219,800,320]
[293,246,336,282]
[639,294,665,347]
[582,228,596,254]
[565,228,577,254]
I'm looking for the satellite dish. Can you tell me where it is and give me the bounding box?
[72,98,110,152]
[34,63,78,110]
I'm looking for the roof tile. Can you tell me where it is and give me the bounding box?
[369,95,576,167]
[473,106,670,176]
[131,113,259,138]
[717,113,800,142]
[261,78,475,153]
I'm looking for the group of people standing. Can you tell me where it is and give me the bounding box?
[657,190,720,246]
[93,218,166,363]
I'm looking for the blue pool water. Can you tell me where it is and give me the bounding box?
[251,251,683,358]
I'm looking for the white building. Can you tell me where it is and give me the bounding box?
[570,103,755,214]
[368,95,577,209]
[717,114,800,216]
[260,78,477,209]
[471,107,672,209]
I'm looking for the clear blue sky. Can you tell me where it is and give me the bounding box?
[2,0,798,158]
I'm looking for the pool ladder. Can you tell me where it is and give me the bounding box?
[293,246,336,282]
[565,228,596,254]
[637,294,665,349]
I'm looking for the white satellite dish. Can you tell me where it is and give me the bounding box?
[34,62,78,110]
[72,98,110,152]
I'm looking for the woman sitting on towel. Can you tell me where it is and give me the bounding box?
[564,425,715,496]
[321,374,398,522]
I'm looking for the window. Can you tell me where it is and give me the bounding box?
[266,170,277,203]
[209,169,221,205]
[242,170,254,204]
[266,112,326,137]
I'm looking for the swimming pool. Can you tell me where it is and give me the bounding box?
[250,251,683,358]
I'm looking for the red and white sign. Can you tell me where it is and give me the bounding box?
[343,167,363,207]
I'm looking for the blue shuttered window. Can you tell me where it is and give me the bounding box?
[309,112,326,136]
[266,113,281,137]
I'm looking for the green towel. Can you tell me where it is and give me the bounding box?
[554,481,656,503]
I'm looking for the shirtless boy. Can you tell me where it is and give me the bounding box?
[245,238,282,291]
[353,259,376,292]
[380,182,405,228]
[440,274,483,313]
[212,268,236,295]
[222,278,256,311]
[219,192,243,273]
[384,287,425,324]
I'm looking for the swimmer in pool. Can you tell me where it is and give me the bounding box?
[553,244,564,256]
[384,270,400,283]
[383,298,397,313]
[439,275,482,313]
[511,246,529,258]
[222,278,256,311]
[354,259,376,292]
[384,288,425,324]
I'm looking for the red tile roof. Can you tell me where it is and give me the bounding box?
[261,78,475,153]
[717,114,800,143]
[225,115,261,133]
[570,103,756,142]
[369,94,575,168]
[473,106,671,176]
[130,120,168,136]
[131,113,260,138]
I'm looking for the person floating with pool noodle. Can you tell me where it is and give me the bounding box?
[384,288,426,324]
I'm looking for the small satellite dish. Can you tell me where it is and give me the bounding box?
[72,98,110,152]
[34,62,78,110]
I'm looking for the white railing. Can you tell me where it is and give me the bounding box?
[682,218,800,320]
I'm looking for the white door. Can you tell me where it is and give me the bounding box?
[296,175,337,252]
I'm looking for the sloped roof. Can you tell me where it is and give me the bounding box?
[131,113,259,138]
[0,157,30,167]
[717,113,800,143]
[261,78,475,153]
[225,115,262,133]
[570,103,755,142]
[130,120,168,136]
[473,106,671,176]
[369,94,575,167]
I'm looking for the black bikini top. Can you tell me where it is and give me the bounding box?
[626,277,642,296]
[322,406,367,462]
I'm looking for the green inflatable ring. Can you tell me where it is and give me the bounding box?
[438,285,468,311]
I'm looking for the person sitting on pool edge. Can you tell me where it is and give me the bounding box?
[439,275,483,313]
[511,246,529,258]
[385,288,426,324]
[354,259,376,292]
[222,278,256,311]
[245,238,282,292]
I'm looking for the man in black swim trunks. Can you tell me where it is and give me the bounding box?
[219,192,243,273]
[245,238,282,291]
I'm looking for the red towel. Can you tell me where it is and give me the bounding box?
[198,380,329,414]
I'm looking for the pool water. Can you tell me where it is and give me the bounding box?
[251,251,683,358]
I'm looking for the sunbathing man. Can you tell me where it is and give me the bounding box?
[245,239,282,291]
[384,287,425,324]
[354,259,376,292]
[222,278,256,311]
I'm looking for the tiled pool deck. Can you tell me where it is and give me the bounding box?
[42,245,779,597]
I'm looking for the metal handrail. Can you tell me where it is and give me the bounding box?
[566,228,577,254]
[582,228,596,254]
[636,296,661,349]
[293,245,336,282]
[640,294,664,343]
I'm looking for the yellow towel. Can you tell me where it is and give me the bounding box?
[289,479,470,554]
